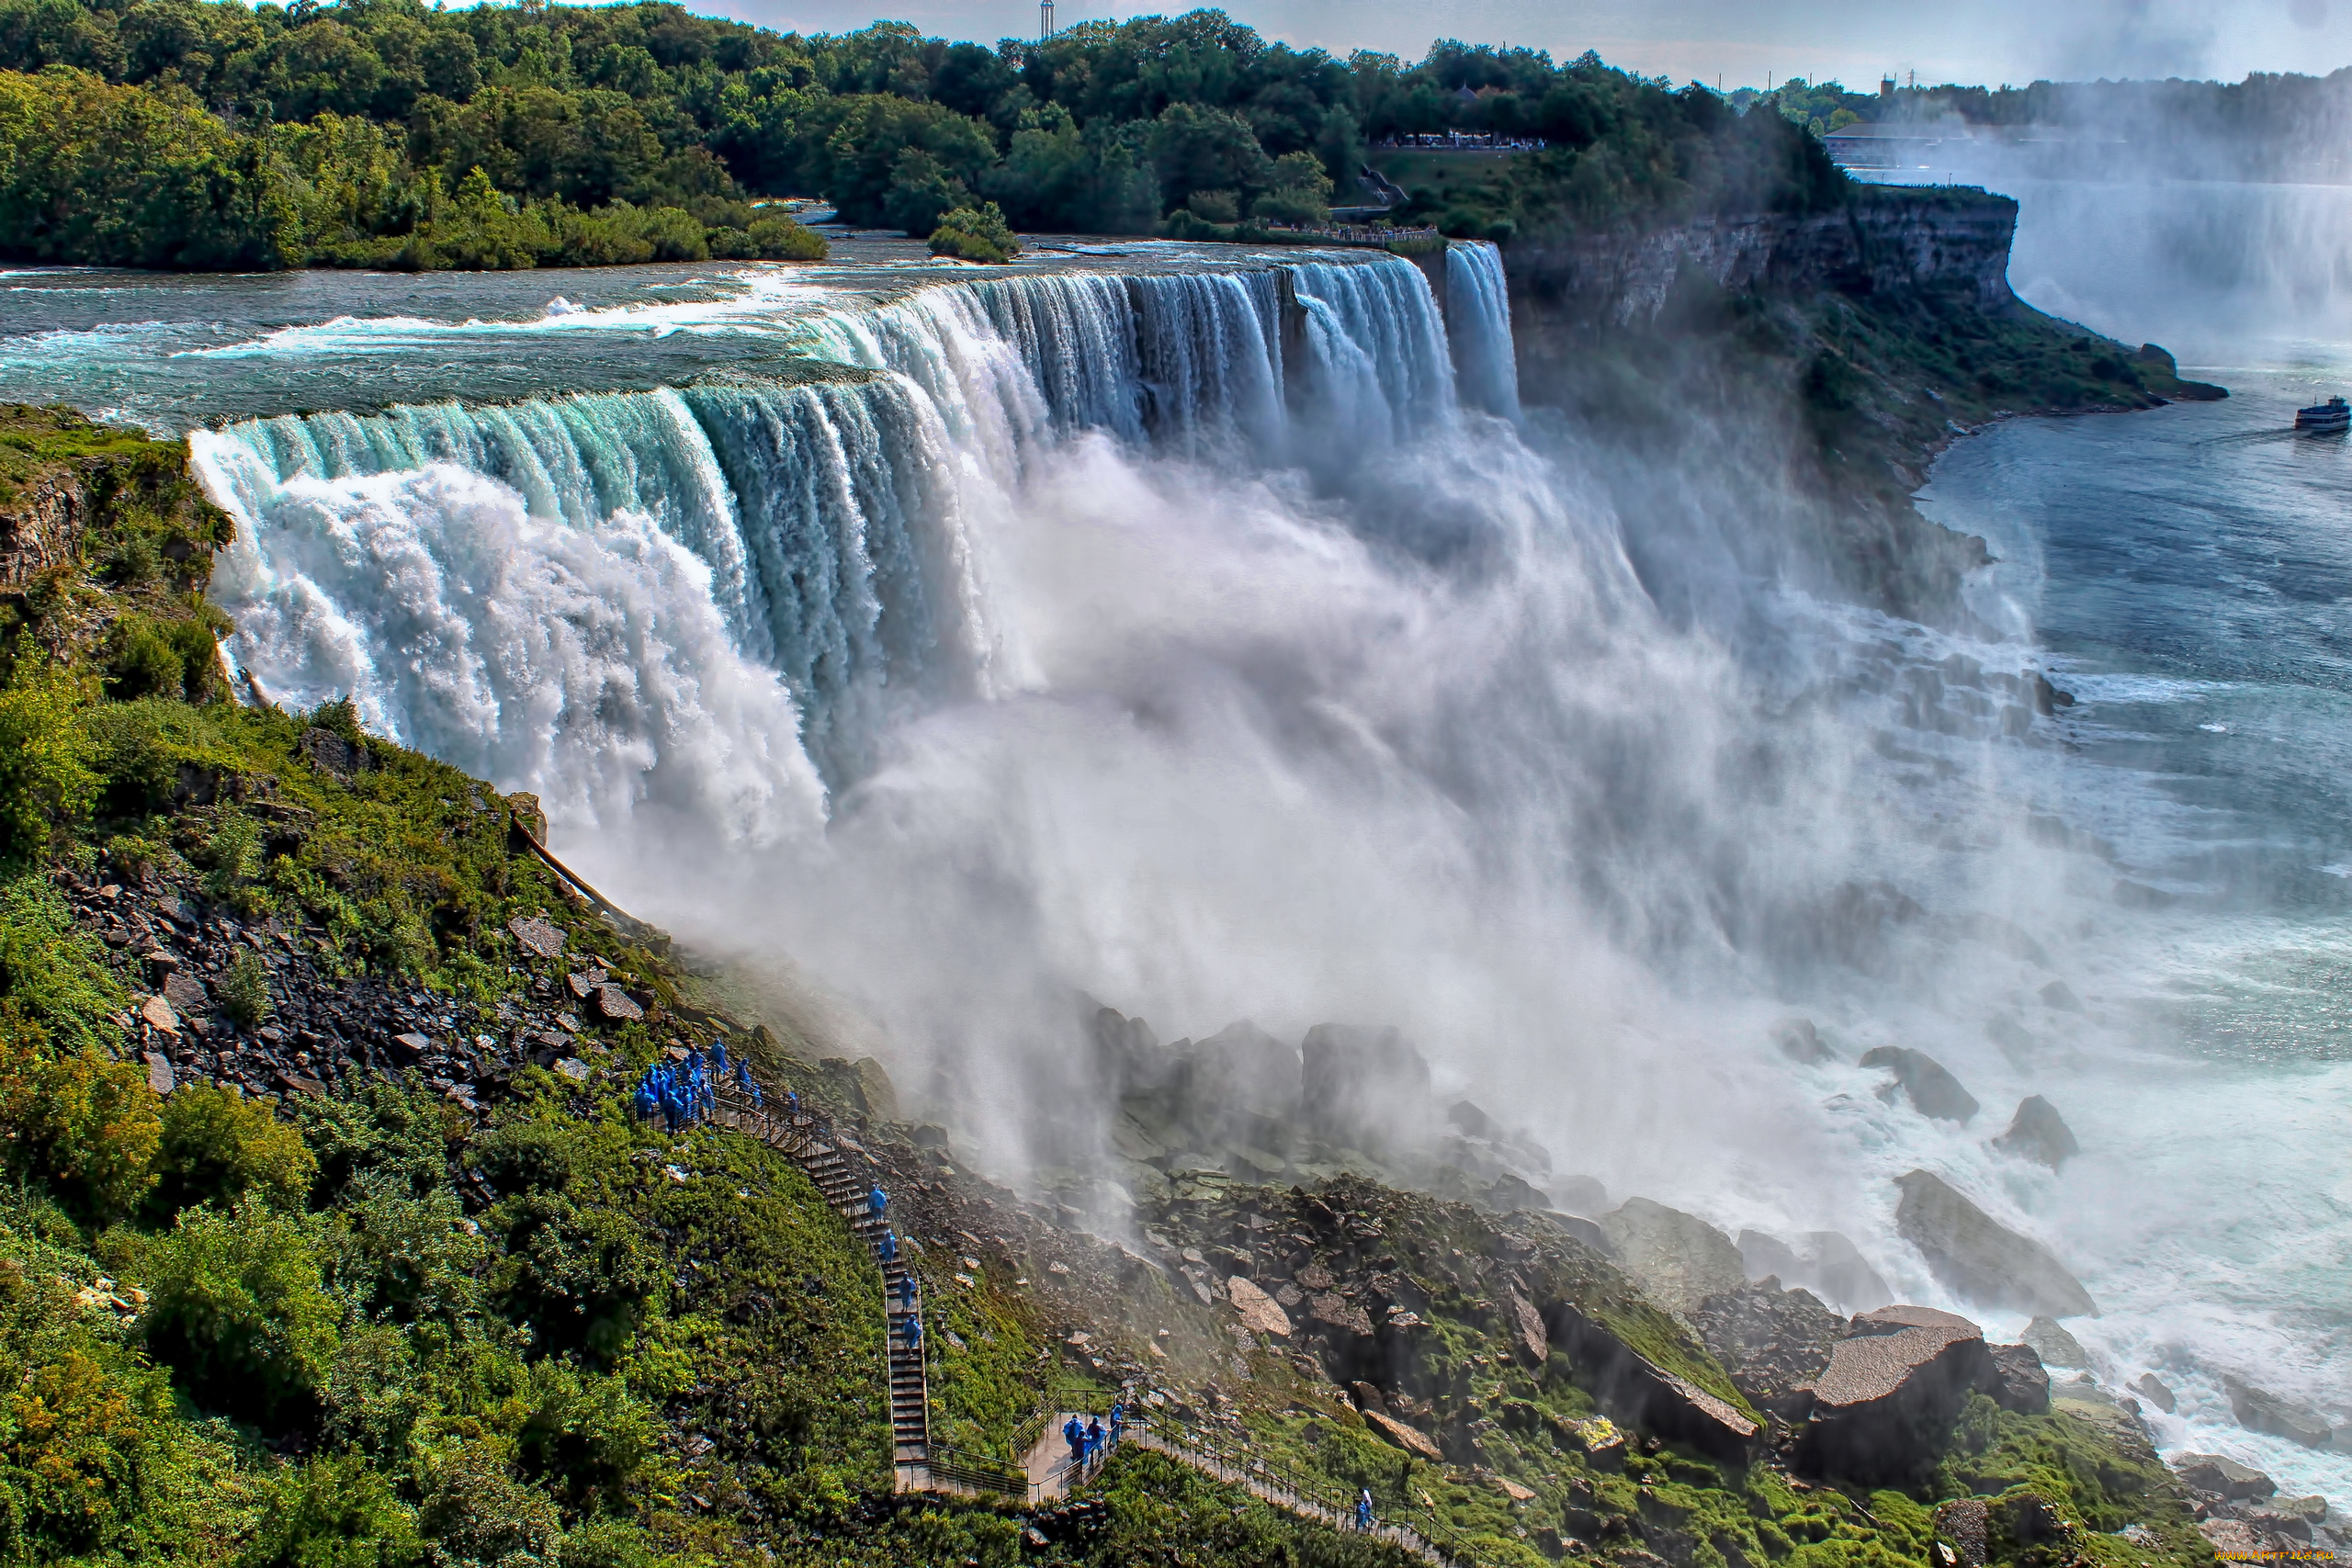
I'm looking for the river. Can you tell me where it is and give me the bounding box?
[0,209,2343,1506]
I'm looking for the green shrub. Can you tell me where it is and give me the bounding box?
[1185,187,1240,223]
[0,950,160,1218]
[336,1171,485,1325]
[219,947,273,1027]
[240,1451,425,1568]
[0,874,127,1055]
[149,1084,317,1218]
[0,664,97,870]
[413,1438,562,1568]
[926,201,1019,264]
[140,1198,342,1428]
[747,213,828,260]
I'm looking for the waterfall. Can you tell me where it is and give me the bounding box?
[1446,242,1522,421]
[195,251,1489,812]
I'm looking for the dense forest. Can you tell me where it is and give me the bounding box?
[0,0,1846,269]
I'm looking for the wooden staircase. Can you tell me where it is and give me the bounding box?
[715,1092,933,1489]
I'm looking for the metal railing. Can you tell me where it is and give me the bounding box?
[925,1442,1029,1500]
[1116,1410,1476,1567]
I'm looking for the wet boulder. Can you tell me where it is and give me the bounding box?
[1599,1198,1746,1320]
[1994,1096,2081,1169]
[1179,1020,1299,1148]
[1794,1304,1996,1483]
[1301,1023,1432,1154]
[1893,1170,2098,1317]
[1691,1279,1844,1417]
[1986,1342,2050,1414]
[2175,1453,2277,1501]
[1772,1017,1834,1064]
[1736,1228,1892,1314]
[2020,1315,2086,1368]
[1552,1174,1610,1216]
[1860,1046,1981,1122]
[1544,1298,1761,1464]
[2225,1375,2334,1448]
[2130,1372,2177,1414]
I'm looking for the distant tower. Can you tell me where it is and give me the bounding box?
[1040,0,1054,40]
[1881,75,1895,101]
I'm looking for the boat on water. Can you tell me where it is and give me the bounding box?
[2295,395,2349,432]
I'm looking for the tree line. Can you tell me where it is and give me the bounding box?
[0,0,1849,270]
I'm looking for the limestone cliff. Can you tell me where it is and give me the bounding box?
[1493,186,2203,624]
[1504,188,2020,329]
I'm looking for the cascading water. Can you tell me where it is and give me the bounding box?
[1445,240,1522,421]
[161,236,2352,1507]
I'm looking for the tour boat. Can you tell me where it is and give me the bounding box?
[2295,395,2349,432]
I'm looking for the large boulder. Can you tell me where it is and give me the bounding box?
[1691,1280,1844,1417]
[2020,1315,2086,1368]
[1794,1304,1996,1483]
[1600,1199,1746,1320]
[1736,1229,1893,1313]
[1772,1017,1834,1064]
[1994,1096,2081,1169]
[1550,1296,1761,1464]
[1893,1170,2098,1317]
[1301,1023,1432,1154]
[1860,1046,1981,1122]
[1985,1343,2050,1414]
[2225,1376,2335,1448]
[2130,1372,2177,1414]
[1179,1021,1300,1151]
[1553,1174,1610,1215]
[2175,1453,2277,1501]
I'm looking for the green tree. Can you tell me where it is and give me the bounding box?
[927,200,1017,263]
[140,1198,343,1428]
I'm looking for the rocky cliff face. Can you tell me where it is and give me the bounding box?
[0,468,92,588]
[1502,189,2020,329]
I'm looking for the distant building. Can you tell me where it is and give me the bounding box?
[1880,77,1895,100]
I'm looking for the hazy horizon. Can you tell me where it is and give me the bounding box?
[684,0,2352,98]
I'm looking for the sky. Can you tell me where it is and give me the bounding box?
[689,0,2352,89]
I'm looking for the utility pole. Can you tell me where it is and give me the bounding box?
[1040,0,1054,41]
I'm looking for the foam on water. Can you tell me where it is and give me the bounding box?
[166,240,2352,1508]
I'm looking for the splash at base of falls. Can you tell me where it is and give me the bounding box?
[188,238,2352,1507]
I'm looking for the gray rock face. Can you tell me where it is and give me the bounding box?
[2038,980,2083,1012]
[2225,1376,2335,1449]
[1892,1169,2098,1317]
[506,914,566,959]
[1691,1279,1844,1417]
[1795,1303,1995,1483]
[1994,1097,2081,1169]
[1985,1342,2050,1414]
[2175,1452,2277,1501]
[1600,1197,1746,1320]
[2130,1372,2177,1414]
[1805,1231,1895,1312]
[2020,1315,2087,1368]
[1736,1228,1893,1313]
[1552,1174,1610,1215]
[1772,1017,1833,1063]
[1545,1297,1759,1464]
[1860,1046,1981,1122]
[1301,1022,1431,1153]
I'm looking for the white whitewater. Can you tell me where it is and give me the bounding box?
[187,241,2351,1509]
[1445,240,1522,421]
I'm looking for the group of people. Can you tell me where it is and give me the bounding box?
[1061,1402,1128,1474]
[630,1037,762,1129]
